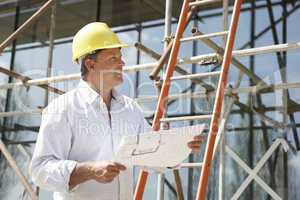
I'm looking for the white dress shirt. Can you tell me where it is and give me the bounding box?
[30,80,151,200]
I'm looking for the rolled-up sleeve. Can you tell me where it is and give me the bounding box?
[30,106,77,193]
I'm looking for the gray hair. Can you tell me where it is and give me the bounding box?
[80,50,102,79]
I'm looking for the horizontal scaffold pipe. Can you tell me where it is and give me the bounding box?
[136,82,300,102]
[0,42,299,90]
[0,109,43,117]
[0,82,299,117]
[180,42,300,65]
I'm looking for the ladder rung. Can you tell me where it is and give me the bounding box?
[160,115,211,122]
[180,31,228,43]
[171,71,221,81]
[189,0,220,7]
[179,162,203,168]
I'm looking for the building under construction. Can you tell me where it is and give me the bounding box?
[0,0,299,199]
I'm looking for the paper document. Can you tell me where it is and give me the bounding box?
[113,124,206,169]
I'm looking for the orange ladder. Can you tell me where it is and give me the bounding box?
[134,0,244,199]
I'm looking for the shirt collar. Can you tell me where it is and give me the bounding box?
[77,79,124,105]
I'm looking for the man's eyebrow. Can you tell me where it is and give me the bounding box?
[109,54,121,58]
[102,51,122,58]
[112,53,122,57]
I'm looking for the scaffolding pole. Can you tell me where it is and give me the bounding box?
[0,0,55,53]
[197,0,243,198]
[218,0,229,198]
[156,0,172,199]
[0,66,64,94]
[187,15,199,200]
[44,2,57,106]
[0,140,38,200]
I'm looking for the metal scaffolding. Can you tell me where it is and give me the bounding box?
[0,0,299,199]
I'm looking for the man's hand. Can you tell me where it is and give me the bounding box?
[69,161,126,189]
[91,161,126,183]
[187,135,205,153]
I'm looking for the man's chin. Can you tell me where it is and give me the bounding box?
[114,77,123,86]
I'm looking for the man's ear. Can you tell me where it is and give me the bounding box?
[84,58,94,72]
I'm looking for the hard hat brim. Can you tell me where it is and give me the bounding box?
[72,43,129,64]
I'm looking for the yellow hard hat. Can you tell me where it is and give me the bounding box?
[72,22,128,63]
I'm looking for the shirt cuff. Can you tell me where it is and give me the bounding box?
[65,160,78,192]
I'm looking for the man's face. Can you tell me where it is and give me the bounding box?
[88,48,125,90]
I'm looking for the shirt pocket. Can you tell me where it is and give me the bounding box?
[74,108,111,136]
[115,116,141,136]
[71,114,111,159]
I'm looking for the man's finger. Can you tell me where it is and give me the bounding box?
[188,145,201,151]
[187,142,201,151]
[192,135,205,141]
[103,176,115,183]
[106,171,119,179]
[188,142,201,147]
[188,140,202,146]
[106,165,121,173]
[112,162,126,171]
[108,169,120,175]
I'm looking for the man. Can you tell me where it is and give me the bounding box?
[30,22,204,200]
